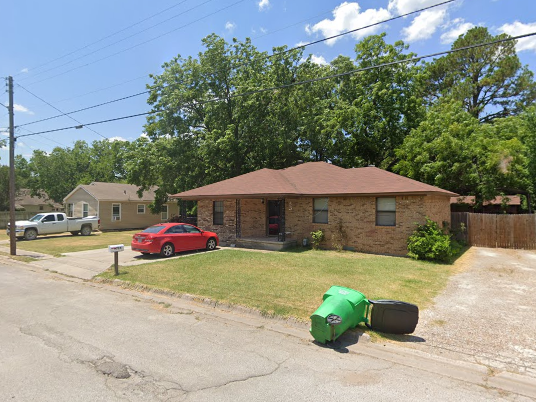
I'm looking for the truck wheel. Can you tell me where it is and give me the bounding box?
[160,243,175,258]
[24,228,38,241]
[70,231,80,236]
[80,225,92,236]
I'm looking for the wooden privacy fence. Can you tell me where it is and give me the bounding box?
[0,211,34,229]
[451,212,536,249]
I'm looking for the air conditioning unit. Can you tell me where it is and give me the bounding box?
[113,216,121,221]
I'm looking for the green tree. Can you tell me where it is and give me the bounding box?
[132,34,309,201]
[27,141,92,203]
[395,100,529,202]
[0,165,10,210]
[332,33,425,168]
[426,27,536,122]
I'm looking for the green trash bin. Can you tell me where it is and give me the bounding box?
[310,286,370,344]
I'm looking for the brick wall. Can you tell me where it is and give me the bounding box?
[240,199,266,237]
[285,195,451,256]
[197,195,451,254]
[198,199,236,244]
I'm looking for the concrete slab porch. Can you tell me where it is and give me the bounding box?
[234,237,297,251]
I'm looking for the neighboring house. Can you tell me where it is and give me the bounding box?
[171,162,457,256]
[15,189,63,213]
[450,195,522,214]
[63,182,179,230]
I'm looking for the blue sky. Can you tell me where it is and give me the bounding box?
[1,0,536,164]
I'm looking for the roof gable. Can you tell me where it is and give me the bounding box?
[172,162,457,199]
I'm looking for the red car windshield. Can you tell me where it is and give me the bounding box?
[142,225,165,234]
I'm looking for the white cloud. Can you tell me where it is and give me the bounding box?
[258,0,270,11]
[108,136,127,142]
[13,104,34,115]
[259,27,268,34]
[401,8,447,42]
[310,55,328,65]
[307,2,391,46]
[440,18,475,44]
[388,0,445,15]
[295,41,308,47]
[499,21,536,52]
[20,68,29,73]
[225,21,236,32]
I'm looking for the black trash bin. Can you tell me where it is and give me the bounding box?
[367,300,419,334]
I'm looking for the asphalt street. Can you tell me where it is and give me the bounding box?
[1,257,535,401]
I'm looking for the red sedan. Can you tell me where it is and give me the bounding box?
[131,223,219,257]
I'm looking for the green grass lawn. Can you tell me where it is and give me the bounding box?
[99,248,459,320]
[5,230,139,256]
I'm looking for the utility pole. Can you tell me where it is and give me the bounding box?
[8,76,16,255]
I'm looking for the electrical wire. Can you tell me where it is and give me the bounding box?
[54,74,150,103]
[23,0,245,87]
[15,1,190,77]
[235,0,456,70]
[19,0,213,82]
[16,91,149,128]
[17,84,108,139]
[18,0,454,126]
[16,31,536,140]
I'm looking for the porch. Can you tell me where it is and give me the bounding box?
[234,236,297,251]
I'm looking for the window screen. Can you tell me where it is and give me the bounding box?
[376,197,396,226]
[313,198,328,224]
[213,201,224,225]
[161,205,168,220]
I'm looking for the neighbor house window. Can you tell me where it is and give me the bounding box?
[161,205,168,220]
[112,204,121,221]
[376,197,396,226]
[313,198,329,224]
[137,204,145,214]
[213,201,224,225]
[82,203,89,217]
[67,203,74,217]
[39,205,44,211]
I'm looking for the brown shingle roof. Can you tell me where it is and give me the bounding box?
[172,162,457,200]
[450,195,522,206]
[16,189,62,208]
[66,182,158,202]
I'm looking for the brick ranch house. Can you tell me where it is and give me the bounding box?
[172,162,457,256]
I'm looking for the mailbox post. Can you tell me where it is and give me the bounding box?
[108,244,124,276]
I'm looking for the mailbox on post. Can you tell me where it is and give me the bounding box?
[108,244,124,275]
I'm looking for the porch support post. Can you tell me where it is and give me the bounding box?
[235,199,241,239]
[279,198,285,242]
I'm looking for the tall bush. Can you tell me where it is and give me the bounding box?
[407,218,460,262]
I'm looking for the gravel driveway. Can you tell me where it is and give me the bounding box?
[404,247,536,377]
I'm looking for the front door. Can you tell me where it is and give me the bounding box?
[267,200,281,236]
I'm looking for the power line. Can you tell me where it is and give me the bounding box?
[236,0,456,69]
[15,2,190,77]
[16,91,149,128]
[16,31,536,140]
[18,0,454,126]
[54,74,150,103]
[23,0,245,87]
[20,0,211,82]
[17,84,108,139]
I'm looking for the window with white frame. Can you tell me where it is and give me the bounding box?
[313,198,328,224]
[137,204,145,214]
[161,205,168,220]
[82,203,89,217]
[112,204,121,221]
[376,197,396,226]
[67,203,74,217]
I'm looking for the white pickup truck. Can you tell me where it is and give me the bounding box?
[7,212,100,240]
